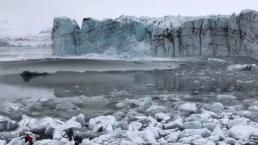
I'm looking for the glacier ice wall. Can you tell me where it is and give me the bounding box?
[77,18,152,55]
[52,10,258,59]
[152,10,258,58]
[51,17,80,56]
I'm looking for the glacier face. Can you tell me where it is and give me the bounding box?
[52,10,258,59]
[51,17,80,56]
[77,18,152,55]
[152,10,258,58]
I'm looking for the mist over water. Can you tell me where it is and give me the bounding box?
[0,52,257,119]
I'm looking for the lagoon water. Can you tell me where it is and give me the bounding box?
[0,46,258,119]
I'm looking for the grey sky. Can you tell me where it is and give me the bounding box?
[1,0,258,34]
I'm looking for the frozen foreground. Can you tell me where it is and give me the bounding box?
[1,92,258,145]
[0,56,258,145]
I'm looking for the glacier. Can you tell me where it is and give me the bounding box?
[0,20,52,47]
[52,10,258,59]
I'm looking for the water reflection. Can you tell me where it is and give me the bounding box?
[20,71,50,82]
[0,69,257,98]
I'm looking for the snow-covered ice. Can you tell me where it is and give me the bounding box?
[1,93,258,144]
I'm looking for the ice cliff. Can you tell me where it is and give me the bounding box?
[52,10,258,59]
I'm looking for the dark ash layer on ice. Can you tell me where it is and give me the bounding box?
[2,92,258,145]
[52,10,258,59]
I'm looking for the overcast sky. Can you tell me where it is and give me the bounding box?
[1,0,258,34]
